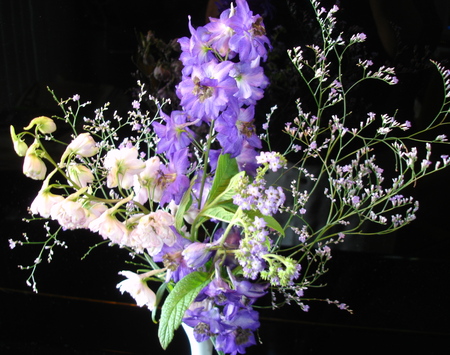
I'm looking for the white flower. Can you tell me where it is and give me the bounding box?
[116,271,156,310]
[30,188,64,218]
[104,147,145,189]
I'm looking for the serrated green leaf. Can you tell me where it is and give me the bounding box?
[158,272,210,350]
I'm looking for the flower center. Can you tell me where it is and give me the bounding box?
[192,77,214,102]
[251,18,266,37]
[163,251,182,271]
[235,327,252,345]
[236,120,256,138]
[194,322,213,336]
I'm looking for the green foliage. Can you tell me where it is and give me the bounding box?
[158,271,210,350]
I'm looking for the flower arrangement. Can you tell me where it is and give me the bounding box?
[8,1,450,354]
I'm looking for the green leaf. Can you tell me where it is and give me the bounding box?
[175,180,194,231]
[212,171,246,204]
[158,272,210,350]
[208,154,239,203]
[200,205,239,224]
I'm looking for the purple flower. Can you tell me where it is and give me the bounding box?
[230,61,269,105]
[216,105,262,157]
[182,242,214,269]
[178,16,215,77]
[184,306,229,342]
[228,0,272,63]
[216,307,260,355]
[176,60,238,122]
[158,148,190,205]
[204,7,237,58]
[228,278,268,306]
[235,141,259,176]
[152,110,195,155]
[153,232,194,283]
[216,326,257,355]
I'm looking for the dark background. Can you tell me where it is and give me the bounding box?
[1,1,450,354]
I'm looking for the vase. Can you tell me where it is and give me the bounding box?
[182,323,214,355]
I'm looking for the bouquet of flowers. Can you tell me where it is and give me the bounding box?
[9,1,450,354]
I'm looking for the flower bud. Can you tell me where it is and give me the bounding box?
[23,116,56,134]
[23,145,47,180]
[61,133,99,162]
[182,242,213,269]
[10,125,28,156]
[67,163,94,187]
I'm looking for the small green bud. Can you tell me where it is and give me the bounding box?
[10,125,28,156]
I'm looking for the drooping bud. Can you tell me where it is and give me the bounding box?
[23,144,47,180]
[67,163,94,187]
[10,125,28,156]
[23,116,56,134]
[61,133,99,163]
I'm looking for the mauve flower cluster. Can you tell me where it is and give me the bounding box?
[174,0,270,162]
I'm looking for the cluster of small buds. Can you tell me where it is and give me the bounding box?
[326,80,343,105]
[286,46,304,70]
[389,194,414,207]
[367,65,398,85]
[350,33,367,43]
[325,299,353,313]
[291,225,311,243]
[260,255,301,287]
[314,1,339,34]
[357,58,374,70]
[377,114,411,135]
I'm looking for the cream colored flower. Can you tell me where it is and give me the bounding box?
[133,210,176,256]
[67,163,94,188]
[104,147,145,189]
[88,210,128,245]
[61,133,99,163]
[50,198,89,230]
[133,156,164,204]
[30,188,64,218]
[116,271,156,310]
[23,145,47,180]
